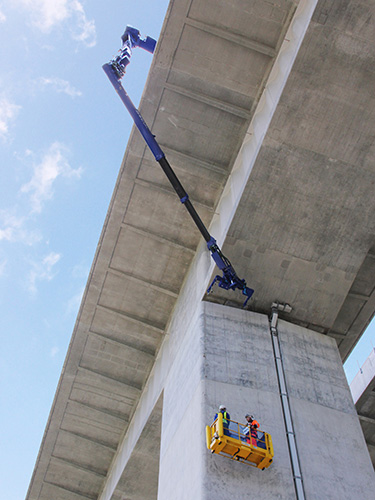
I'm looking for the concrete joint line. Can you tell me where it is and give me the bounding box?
[184,17,276,58]
[108,267,179,298]
[120,222,196,254]
[164,81,251,119]
[159,144,228,176]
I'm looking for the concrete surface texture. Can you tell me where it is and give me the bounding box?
[351,350,375,466]
[277,317,374,498]
[26,0,375,498]
[217,0,375,357]
[158,302,374,499]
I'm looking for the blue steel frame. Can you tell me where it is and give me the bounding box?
[103,26,254,306]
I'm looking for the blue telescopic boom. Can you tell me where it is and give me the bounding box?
[103,26,254,306]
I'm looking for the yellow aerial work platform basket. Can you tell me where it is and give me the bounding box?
[206,413,274,469]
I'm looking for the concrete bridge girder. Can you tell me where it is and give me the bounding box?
[27,0,375,498]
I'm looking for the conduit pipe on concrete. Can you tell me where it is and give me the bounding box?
[270,303,306,500]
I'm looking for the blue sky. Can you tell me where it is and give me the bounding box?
[0,1,168,498]
[0,1,373,499]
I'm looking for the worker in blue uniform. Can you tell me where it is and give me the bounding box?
[214,405,231,436]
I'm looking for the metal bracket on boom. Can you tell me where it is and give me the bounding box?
[206,237,253,307]
[103,26,254,307]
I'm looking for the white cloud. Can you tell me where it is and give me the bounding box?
[0,210,41,245]
[0,212,23,242]
[0,142,83,252]
[20,142,83,213]
[13,0,96,46]
[0,258,7,276]
[66,286,84,316]
[70,0,96,48]
[39,77,82,97]
[71,262,89,279]
[0,96,21,139]
[17,0,69,31]
[0,10,6,22]
[28,251,61,293]
[50,346,60,357]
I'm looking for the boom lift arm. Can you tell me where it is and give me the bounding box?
[103,26,254,306]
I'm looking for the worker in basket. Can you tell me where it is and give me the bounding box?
[214,405,231,436]
[244,414,260,446]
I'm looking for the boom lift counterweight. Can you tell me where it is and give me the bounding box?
[103,26,254,306]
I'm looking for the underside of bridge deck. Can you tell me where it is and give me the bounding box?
[27,1,375,499]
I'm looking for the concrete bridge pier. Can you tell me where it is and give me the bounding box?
[157,302,374,499]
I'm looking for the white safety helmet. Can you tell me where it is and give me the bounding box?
[219,404,226,410]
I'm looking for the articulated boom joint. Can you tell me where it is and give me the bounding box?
[110,26,157,79]
[207,238,254,307]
